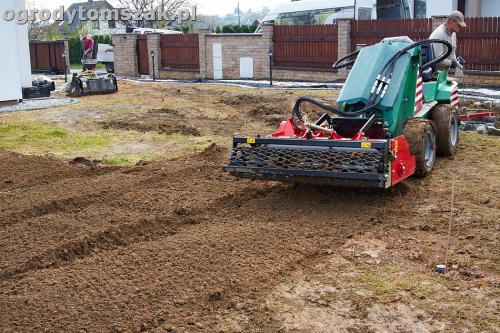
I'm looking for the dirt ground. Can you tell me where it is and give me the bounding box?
[0,81,499,333]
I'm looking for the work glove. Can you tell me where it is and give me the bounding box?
[450,59,459,70]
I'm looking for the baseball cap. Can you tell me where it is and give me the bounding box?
[448,11,466,27]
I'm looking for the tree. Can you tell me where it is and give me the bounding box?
[117,0,190,28]
[26,0,50,40]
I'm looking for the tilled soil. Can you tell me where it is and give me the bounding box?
[0,133,498,332]
[0,82,498,332]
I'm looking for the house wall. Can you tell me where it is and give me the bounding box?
[88,20,128,36]
[426,0,455,17]
[15,0,32,88]
[0,0,32,102]
[481,0,500,17]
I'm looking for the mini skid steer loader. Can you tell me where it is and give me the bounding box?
[223,37,460,188]
[67,70,118,97]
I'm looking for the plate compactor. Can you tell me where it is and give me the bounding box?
[67,70,118,97]
[224,37,460,188]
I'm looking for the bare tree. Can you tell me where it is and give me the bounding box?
[26,0,50,40]
[117,0,190,27]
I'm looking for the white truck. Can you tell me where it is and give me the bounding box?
[256,0,413,32]
[96,44,114,73]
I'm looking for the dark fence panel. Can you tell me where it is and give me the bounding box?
[350,18,433,50]
[457,17,500,71]
[160,34,200,70]
[273,25,338,69]
[137,35,150,75]
[350,17,500,72]
[29,40,66,74]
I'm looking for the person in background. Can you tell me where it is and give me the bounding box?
[429,11,466,73]
[81,35,94,60]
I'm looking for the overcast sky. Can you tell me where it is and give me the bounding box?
[34,0,288,16]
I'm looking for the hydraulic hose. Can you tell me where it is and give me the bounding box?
[292,39,454,128]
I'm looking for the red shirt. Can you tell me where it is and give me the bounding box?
[83,38,94,52]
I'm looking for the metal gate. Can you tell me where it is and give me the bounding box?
[137,35,149,75]
[29,40,67,74]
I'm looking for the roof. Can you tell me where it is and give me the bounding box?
[62,0,116,30]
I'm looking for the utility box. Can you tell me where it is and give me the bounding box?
[240,57,254,79]
[0,0,32,103]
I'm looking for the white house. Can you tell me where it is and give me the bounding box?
[0,0,32,103]
[58,0,130,36]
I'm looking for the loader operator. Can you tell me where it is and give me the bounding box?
[429,11,466,72]
[81,35,94,60]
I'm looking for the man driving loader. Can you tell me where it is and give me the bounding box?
[429,11,466,72]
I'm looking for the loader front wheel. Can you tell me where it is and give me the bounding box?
[403,119,436,177]
[431,105,459,156]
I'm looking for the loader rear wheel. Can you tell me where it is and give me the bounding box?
[403,119,436,177]
[431,105,459,156]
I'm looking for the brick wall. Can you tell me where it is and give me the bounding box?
[201,23,273,80]
[147,33,161,79]
[461,73,500,86]
[273,69,344,82]
[159,69,200,80]
[63,41,71,74]
[112,34,139,77]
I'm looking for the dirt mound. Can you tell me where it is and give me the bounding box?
[218,93,293,123]
[70,157,105,167]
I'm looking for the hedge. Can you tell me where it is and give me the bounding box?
[69,35,112,64]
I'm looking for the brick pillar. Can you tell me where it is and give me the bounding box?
[198,28,211,79]
[63,40,71,74]
[337,19,351,78]
[261,23,274,79]
[147,33,161,79]
[432,16,448,30]
[112,34,139,77]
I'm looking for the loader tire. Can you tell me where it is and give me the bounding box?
[403,118,436,178]
[430,105,459,156]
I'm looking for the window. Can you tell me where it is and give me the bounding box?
[377,0,411,19]
[108,20,116,29]
[92,20,100,29]
[276,11,311,25]
[414,0,427,19]
[358,7,372,20]
[458,0,466,15]
[275,7,355,26]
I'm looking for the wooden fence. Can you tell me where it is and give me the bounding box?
[351,17,500,72]
[137,35,150,75]
[273,25,338,70]
[351,18,433,49]
[160,34,200,70]
[29,40,67,74]
[273,17,499,72]
[458,17,500,71]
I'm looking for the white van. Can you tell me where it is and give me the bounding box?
[256,0,412,32]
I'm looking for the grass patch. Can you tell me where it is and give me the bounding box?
[358,266,436,298]
[0,122,112,155]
